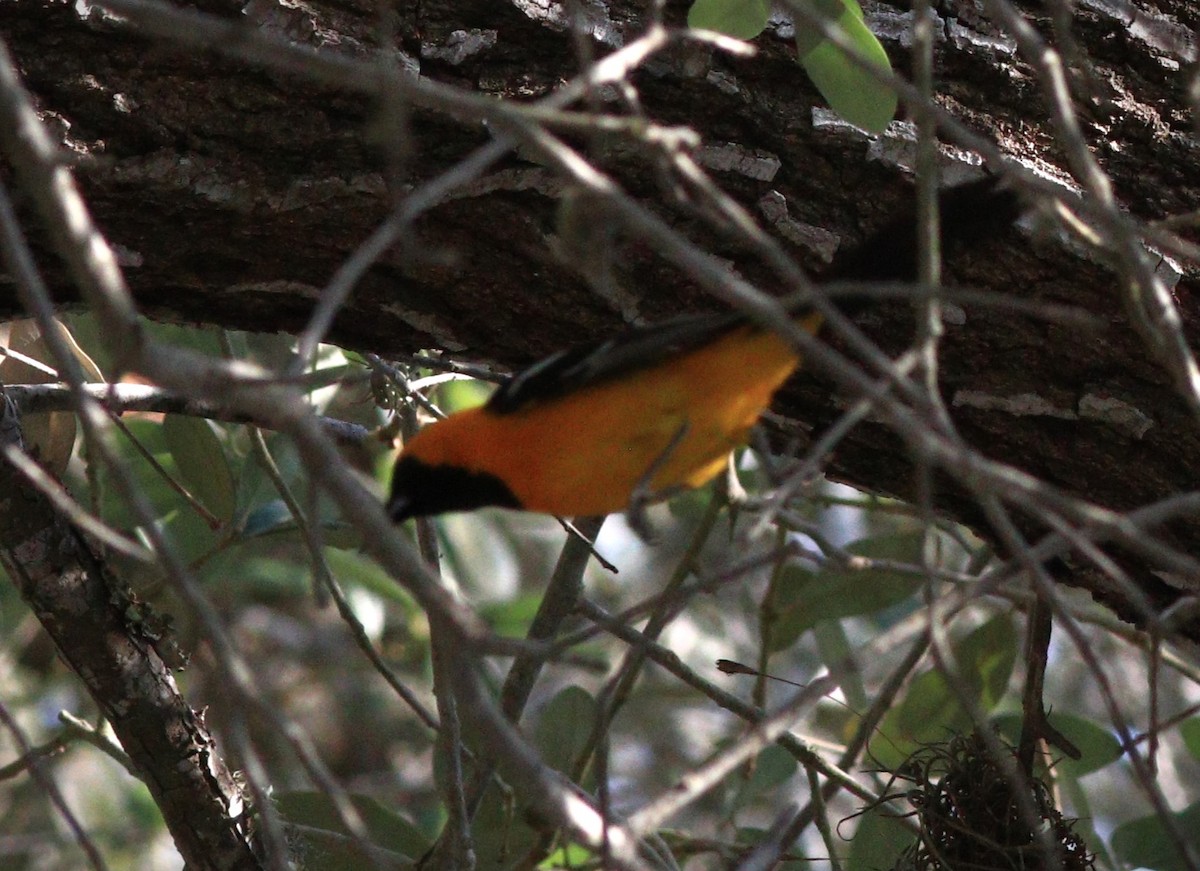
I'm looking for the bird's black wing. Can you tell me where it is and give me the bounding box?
[486,311,744,415]
[823,175,1024,283]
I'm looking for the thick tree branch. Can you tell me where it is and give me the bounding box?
[0,395,259,869]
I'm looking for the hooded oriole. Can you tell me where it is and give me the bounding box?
[388,177,1021,521]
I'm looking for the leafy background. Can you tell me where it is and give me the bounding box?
[2,318,1198,869]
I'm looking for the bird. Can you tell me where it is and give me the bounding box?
[388,176,1023,522]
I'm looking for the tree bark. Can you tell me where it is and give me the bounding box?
[0,396,260,869]
[2,0,1199,649]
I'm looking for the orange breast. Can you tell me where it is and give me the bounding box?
[403,316,816,517]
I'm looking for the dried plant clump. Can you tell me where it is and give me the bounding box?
[889,733,1094,871]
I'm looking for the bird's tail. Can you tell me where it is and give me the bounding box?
[822,175,1025,287]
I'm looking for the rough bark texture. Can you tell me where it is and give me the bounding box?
[2,0,1199,648]
[0,398,259,869]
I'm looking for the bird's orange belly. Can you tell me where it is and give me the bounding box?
[479,322,811,516]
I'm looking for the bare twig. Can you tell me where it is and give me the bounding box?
[0,699,108,871]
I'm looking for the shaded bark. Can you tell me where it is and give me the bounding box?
[1,0,1199,649]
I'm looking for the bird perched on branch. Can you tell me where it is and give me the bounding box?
[388,176,1023,522]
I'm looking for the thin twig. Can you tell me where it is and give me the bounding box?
[0,698,109,871]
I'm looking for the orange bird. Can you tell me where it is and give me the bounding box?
[388,178,1021,521]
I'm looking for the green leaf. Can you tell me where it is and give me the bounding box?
[794,0,851,55]
[322,547,415,607]
[992,711,1121,778]
[1111,800,1200,871]
[688,0,771,40]
[143,319,226,358]
[540,844,594,868]
[871,668,963,769]
[666,484,716,522]
[239,499,360,549]
[733,745,799,811]
[436,378,492,413]
[1048,713,1121,777]
[847,803,916,871]
[470,778,538,869]
[954,614,1017,709]
[479,593,546,637]
[160,504,220,565]
[869,616,1016,768]
[795,0,897,133]
[162,414,236,523]
[98,417,179,529]
[203,555,310,600]
[240,499,294,538]
[275,790,430,864]
[768,533,927,651]
[814,619,867,710]
[1181,718,1200,761]
[534,685,597,776]
[733,828,808,870]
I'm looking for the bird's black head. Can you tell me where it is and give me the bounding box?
[387,454,522,522]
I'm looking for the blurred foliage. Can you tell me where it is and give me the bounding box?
[0,316,1198,871]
